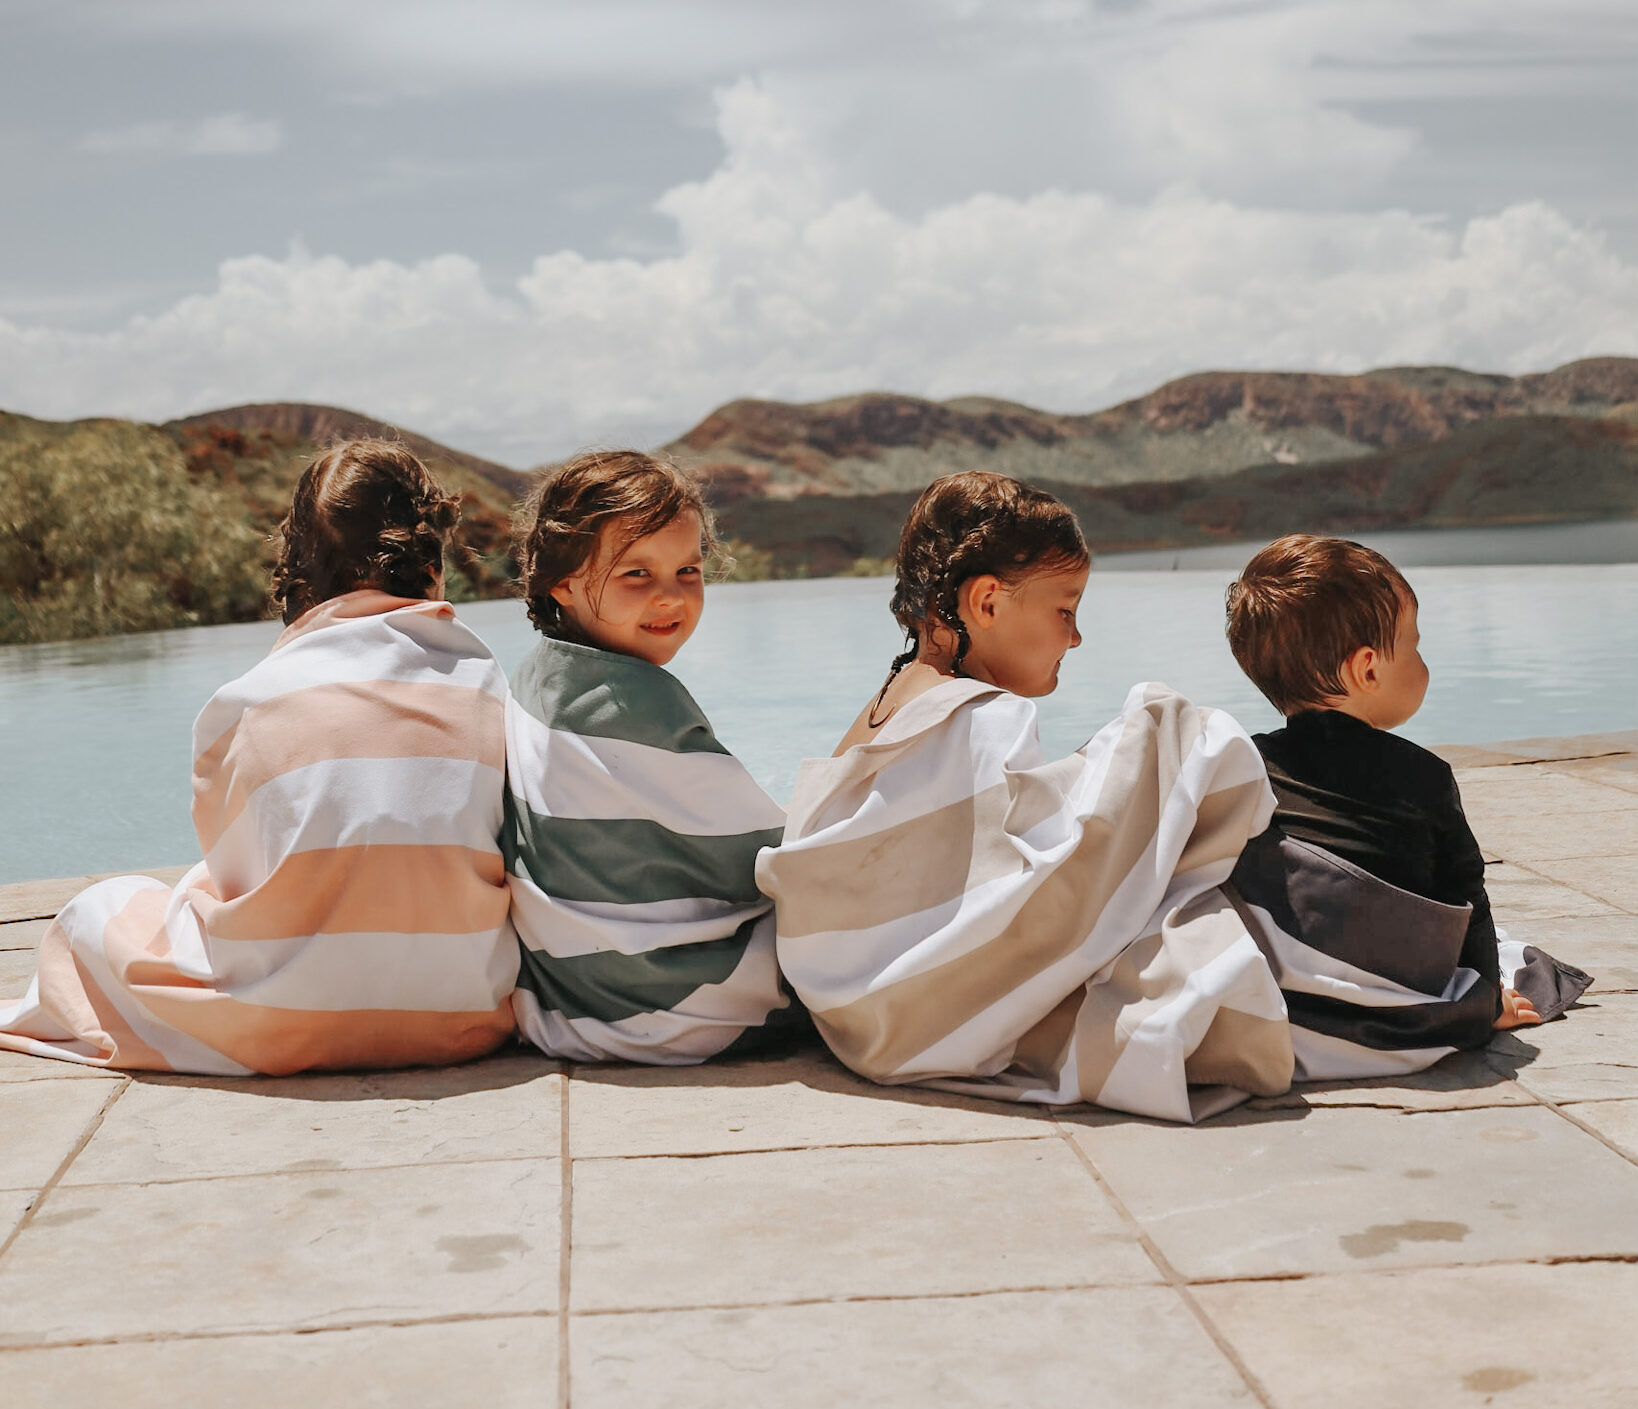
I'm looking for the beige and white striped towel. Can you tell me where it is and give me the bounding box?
[757,679,1295,1123]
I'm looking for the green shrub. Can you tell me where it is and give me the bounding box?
[716,537,775,582]
[0,420,267,644]
[842,555,895,578]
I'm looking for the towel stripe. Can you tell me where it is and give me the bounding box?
[508,633,730,754]
[506,802,781,907]
[517,913,764,1024]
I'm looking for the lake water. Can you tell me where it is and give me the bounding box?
[2,531,1635,882]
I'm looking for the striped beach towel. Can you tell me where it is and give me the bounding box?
[757,680,1296,1123]
[1229,830,1592,1079]
[504,635,794,1063]
[0,592,519,1074]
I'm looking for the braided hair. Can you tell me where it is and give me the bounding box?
[517,450,719,641]
[270,438,460,624]
[870,472,1088,722]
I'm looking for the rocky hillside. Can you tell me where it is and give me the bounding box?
[717,411,1638,577]
[168,403,530,499]
[669,357,1638,501]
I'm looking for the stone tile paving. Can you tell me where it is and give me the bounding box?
[1501,915,1638,993]
[1195,1264,1638,1408]
[0,948,41,1001]
[0,732,1633,1407]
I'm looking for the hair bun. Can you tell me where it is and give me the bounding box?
[270,439,461,623]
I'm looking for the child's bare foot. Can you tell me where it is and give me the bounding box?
[1494,987,1542,1030]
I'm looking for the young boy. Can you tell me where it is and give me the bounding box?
[1224,534,1560,1070]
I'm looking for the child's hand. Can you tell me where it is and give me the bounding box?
[1493,987,1542,1030]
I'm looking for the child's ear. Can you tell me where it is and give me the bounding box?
[961,575,1004,629]
[1341,644,1380,695]
[549,581,576,609]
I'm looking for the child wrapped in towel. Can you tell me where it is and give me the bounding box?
[757,474,1296,1124]
[504,451,797,1063]
[0,441,518,1074]
[1223,534,1592,1082]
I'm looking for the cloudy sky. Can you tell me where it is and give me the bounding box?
[2,0,1635,466]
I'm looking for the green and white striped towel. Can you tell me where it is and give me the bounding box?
[504,635,794,1063]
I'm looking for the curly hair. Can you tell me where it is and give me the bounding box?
[1225,533,1416,715]
[878,471,1088,703]
[517,449,719,639]
[270,438,459,624]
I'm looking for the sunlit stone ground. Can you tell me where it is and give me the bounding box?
[2,731,1635,1407]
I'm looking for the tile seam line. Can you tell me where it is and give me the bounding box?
[505,1280,1168,1320]
[0,1309,559,1353]
[567,1133,1061,1161]
[558,1061,571,1409]
[1502,855,1631,911]
[0,1288,1158,1352]
[7,1261,1638,1350]
[1179,1251,1638,1288]
[0,1074,129,1262]
[564,1253,1638,1316]
[45,1150,564,1191]
[1518,1062,1638,1075]
[1506,751,1634,768]
[1519,1081,1638,1168]
[1048,1113,1278,1409]
[1476,754,1635,782]
[0,1137,1059,1197]
[1244,1097,1531,1115]
[1351,1089,1638,1116]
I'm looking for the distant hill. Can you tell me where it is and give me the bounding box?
[168,402,530,500]
[668,356,1638,500]
[716,411,1638,576]
[663,357,1638,574]
[1,404,523,644]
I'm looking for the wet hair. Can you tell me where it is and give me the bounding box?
[875,472,1088,711]
[1225,533,1417,716]
[517,449,719,639]
[270,438,459,625]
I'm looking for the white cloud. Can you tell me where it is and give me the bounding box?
[78,112,283,156]
[9,79,1637,466]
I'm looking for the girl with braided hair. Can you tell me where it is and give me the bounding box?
[502,450,800,1064]
[1,440,519,1073]
[837,472,1091,752]
[758,472,1297,1123]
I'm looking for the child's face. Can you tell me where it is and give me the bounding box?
[1365,594,1430,729]
[961,563,1089,697]
[549,511,706,667]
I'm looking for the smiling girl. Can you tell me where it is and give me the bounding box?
[503,451,800,1063]
[757,472,1296,1122]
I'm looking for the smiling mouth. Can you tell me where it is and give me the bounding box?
[641,621,682,635]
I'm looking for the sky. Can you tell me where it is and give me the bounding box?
[1,0,1635,467]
